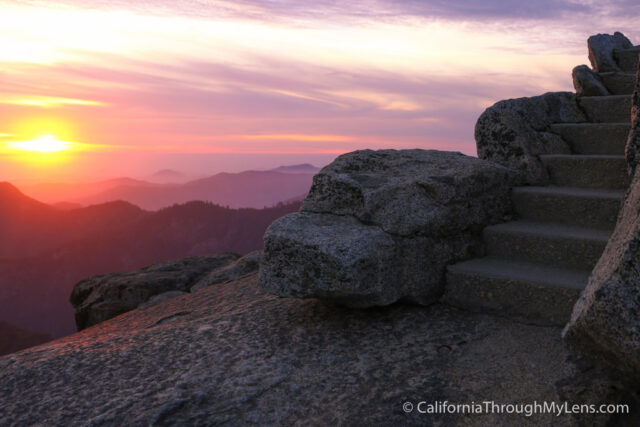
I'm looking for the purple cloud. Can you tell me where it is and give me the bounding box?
[11,0,595,21]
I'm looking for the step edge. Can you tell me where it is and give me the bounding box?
[512,186,625,199]
[549,122,630,128]
[598,71,636,77]
[539,154,626,160]
[483,221,611,242]
[578,94,633,100]
[447,258,590,290]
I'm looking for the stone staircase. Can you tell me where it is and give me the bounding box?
[443,47,638,325]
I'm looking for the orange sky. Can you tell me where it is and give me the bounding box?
[1,0,639,183]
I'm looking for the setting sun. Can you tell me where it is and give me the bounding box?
[8,135,73,153]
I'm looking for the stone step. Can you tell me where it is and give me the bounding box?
[483,220,610,271]
[512,186,623,230]
[599,72,636,95]
[577,95,631,123]
[613,47,640,73]
[444,257,589,325]
[540,154,630,189]
[549,123,628,155]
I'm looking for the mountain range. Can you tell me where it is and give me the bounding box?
[17,164,320,211]
[0,181,303,339]
[0,321,51,356]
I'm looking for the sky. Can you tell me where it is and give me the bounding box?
[1,0,639,183]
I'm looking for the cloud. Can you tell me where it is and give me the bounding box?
[12,0,594,22]
[6,53,558,158]
[0,96,105,108]
[392,0,591,20]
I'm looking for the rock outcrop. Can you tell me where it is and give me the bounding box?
[1,273,633,426]
[572,65,610,96]
[190,250,262,291]
[475,92,586,184]
[70,253,241,330]
[626,67,640,173]
[588,32,633,72]
[563,70,640,383]
[260,149,520,307]
[563,164,640,383]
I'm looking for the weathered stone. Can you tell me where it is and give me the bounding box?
[190,250,261,292]
[138,291,187,309]
[1,273,635,426]
[302,149,520,237]
[563,165,640,383]
[476,92,586,184]
[588,32,633,72]
[626,68,640,174]
[70,253,240,330]
[260,149,519,307]
[572,64,610,96]
[261,212,480,307]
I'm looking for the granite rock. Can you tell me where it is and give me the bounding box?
[260,149,519,307]
[563,164,640,384]
[2,273,634,426]
[626,67,640,174]
[588,32,633,72]
[572,64,610,96]
[190,250,262,292]
[138,291,188,309]
[261,212,479,307]
[476,92,586,184]
[302,149,520,237]
[70,253,240,330]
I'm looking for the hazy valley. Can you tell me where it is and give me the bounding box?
[18,164,319,211]
[0,165,314,348]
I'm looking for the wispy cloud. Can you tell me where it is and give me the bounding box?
[0,96,106,108]
[11,0,593,21]
[2,0,640,182]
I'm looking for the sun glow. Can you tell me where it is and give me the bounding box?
[8,135,73,153]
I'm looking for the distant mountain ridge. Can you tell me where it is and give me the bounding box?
[147,169,190,184]
[0,183,302,337]
[0,183,146,259]
[18,164,321,211]
[269,163,320,174]
[0,321,51,356]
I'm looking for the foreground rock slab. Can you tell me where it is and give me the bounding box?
[1,274,631,426]
[261,149,519,307]
[70,253,240,330]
